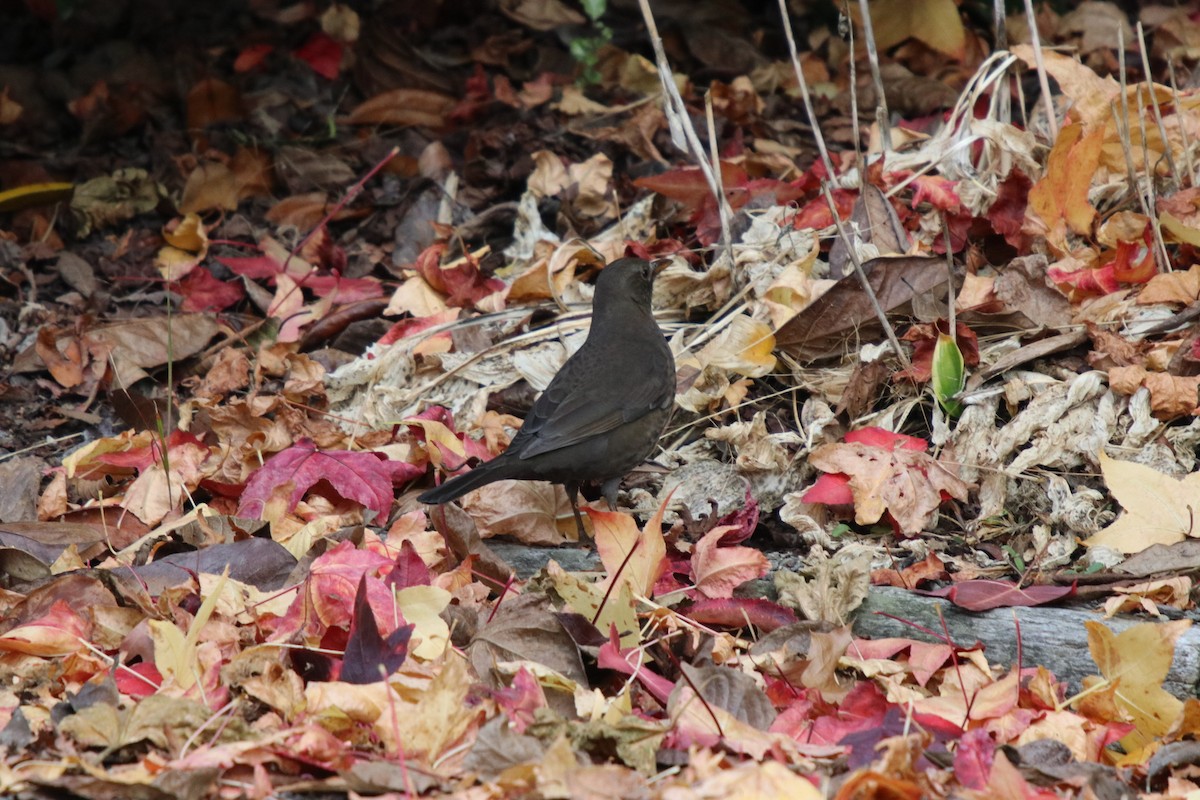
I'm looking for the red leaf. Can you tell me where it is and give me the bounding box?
[413,243,506,309]
[953,728,995,790]
[237,439,422,521]
[294,33,343,80]
[386,540,432,589]
[684,597,797,631]
[303,274,385,303]
[175,266,245,313]
[844,427,928,451]
[233,43,274,73]
[801,472,853,505]
[919,580,1076,611]
[597,626,674,704]
[634,162,748,213]
[989,171,1032,249]
[909,175,962,213]
[115,662,161,698]
[217,253,283,280]
[790,188,856,229]
[895,320,980,383]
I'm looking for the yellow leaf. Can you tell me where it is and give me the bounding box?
[395,585,451,660]
[1083,451,1200,553]
[861,0,965,59]
[1086,619,1189,760]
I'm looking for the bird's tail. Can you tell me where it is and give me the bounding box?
[417,458,516,505]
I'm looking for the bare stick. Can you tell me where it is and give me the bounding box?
[1133,85,1173,274]
[942,212,956,339]
[775,0,838,178]
[1167,60,1196,186]
[846,1,863,168]
[1021,0,1059,141]
[822,182,911,371]
[856,0,892,152]
[1136,22,1180,189]
[993,0,1010,125]
[636,0,733,265]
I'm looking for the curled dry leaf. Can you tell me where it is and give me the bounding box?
[807,440,971,535]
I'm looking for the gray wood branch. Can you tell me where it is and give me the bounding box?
[487,543,1200,699]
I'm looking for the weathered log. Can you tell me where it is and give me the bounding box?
[487,543,1200,699]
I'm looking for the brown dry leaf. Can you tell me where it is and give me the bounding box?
[265,192,331,229]
[807,442,971,535]
[460,480,577,546]
[33,315,221,391]
[1084,451,1200,553]
[697,314,777,378]
[1159,188,1200,247]
[185,78,242,148]
[1085,619,1189,761]
[567,153,616,220]
[122,439,213,526]
[347,89,455,127]
[1087,324,1144,369]
[528,150,569,197]
[775,255,946,361]
[179,161,241,214]
[36,326,86,388]
[156,213,209,280]
[1138,264,1200,305]
[498,0,584,29]
[774,548,870,624]
[1107,365,1200,420]
[1102,577,1192,618]
[1012,45,1119,132]
[0,86,23,125]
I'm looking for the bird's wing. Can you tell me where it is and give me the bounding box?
[514,345,672,459]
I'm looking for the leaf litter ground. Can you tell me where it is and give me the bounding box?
[3,0,1200,797]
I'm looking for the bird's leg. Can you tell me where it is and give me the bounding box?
[565,481,586,538]
[600,477,621,511]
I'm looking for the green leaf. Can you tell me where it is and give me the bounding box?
[580,0,607,21]
[931,332,965,418]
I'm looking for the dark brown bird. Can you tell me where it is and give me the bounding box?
[418,257,675,533]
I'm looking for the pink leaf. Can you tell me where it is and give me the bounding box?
[919,580,1076,611]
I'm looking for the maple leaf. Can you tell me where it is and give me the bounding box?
[592,501,667,599]
[804,429,971,535]
[340,574,413,684]
[690,525,769,599]
[1086,619,1190,762]
[1083,451,1200,553]
[238,439,422,522]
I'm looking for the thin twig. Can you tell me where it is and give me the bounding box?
[993,0,1010,125]
[1133,85,1173,274]
[1022,0,1059,141]
[855,0,891,152]
[1136,22,1179,189]
[774,0,837,177]
[1166,60,1196,185]
[635,0,733,267]
[821,182,911,371]
[846,0,863,167]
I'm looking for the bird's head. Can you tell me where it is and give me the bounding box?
[595,257,662,309]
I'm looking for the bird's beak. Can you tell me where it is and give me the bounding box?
[651,259,670,275]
